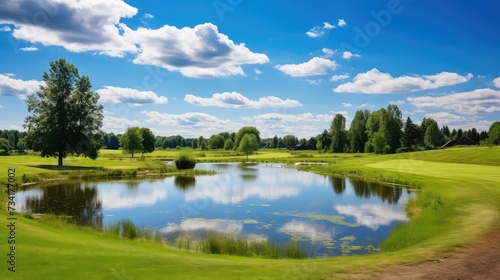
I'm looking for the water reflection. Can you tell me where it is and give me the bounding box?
[23,182,102,227]
[335,204,407,230]
[174,176,196,192]
[329,177,403,204]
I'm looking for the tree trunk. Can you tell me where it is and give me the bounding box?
[58,153,63,167]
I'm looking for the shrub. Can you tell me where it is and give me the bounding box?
[175,153,197,169]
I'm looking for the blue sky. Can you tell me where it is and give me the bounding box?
[1,0,499,138]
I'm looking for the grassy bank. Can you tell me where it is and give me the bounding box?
[0,147,499,279]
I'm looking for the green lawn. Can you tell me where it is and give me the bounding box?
[0,147,499,279]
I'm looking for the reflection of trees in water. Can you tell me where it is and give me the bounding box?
[349,179,402,204]
[329,177,346,194]
[24,182,102,227]
[174,176,196,192]
[237,163,259,181]
[329,177,403,204]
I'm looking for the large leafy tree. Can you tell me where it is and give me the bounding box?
[330,114,347,153]
[403,117,419,150]
[238,133,259,161]
[25,59,103,167]
[488,121,500,145]
[348,110,370,153]
[208,134,225,149]
[140,127,155,156]
[234,126,261,149]
[424,119,445,149]
[120,127,143,158]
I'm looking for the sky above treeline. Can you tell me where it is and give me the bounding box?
[0,0,499,138]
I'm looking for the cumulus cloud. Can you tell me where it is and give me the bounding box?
[20,46,38,51]
[341,102,352,107]
[330,74,349,82]
[141,110,242,136]
[254,68,262,75]
[244,113,334,124]
[144,13,154,19]
[96,86,168,106]
[1,26,11,32]
[390,100,405,105]
[276,57,337,77]
[184,92,302,109]
[306,22,335,38]
[333,68,472,93]
[356,103,374,108]
[0,74,43,99]
[342,51,360,59]
[0,0,138,57]
[322,48,335,58]
[337,19,347,27]
[102,116,141,133]
[407,88,500,115]
[494,77,500,88]
[123,23,269,78]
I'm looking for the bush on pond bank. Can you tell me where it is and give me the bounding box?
[175,153,197,169]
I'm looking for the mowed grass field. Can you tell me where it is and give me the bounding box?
[0,146,499,279]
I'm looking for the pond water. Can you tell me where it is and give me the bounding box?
[16,163,411,257]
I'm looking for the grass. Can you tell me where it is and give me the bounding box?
[0,146,499,278]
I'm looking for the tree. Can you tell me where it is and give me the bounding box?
[330,114,347,153]
[371,132,387,154]
[282,135,298,149]
[488,121,500,145]
[238,133,259,161]
[17,137,27,154]
[319,129,332,152]
[25,58,103,167]
[273,135,278,149]
[208,134,225,149]
[120,127,143,158]
[192,139,198,149]
[307,137,317,150]
[348,110,370,153]
[0,138,11,155]
[140,127,155,156]
[224,138,233,150]
[403,117,419,150]
[200,141,208,151]
[424,120,445,149]
[385,104,403,153]
[234,126,260,149]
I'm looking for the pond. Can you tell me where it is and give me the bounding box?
[16,163,411,257]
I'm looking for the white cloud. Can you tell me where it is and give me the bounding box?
[279,221,334,242]
[407,88,500,115]
[337,19,347,27]
[306,79,323,85]
[0,0,138,57]
[0,104,3,108]
[341,102,352,107]
[322,48,335,58]
[1,26,11,32]
[356,103,374,108]
[335,204,407,230]
[184,92,302,109]
[330,74,349,82]
[342,51,360,59]
[123,23,269,78]
[0,74,43,99]
[99,183,167,209]
[102,116,141,133]
[390,100,405,105]
[275,57,337,77]
[244,113,334,124]
[144,13,154,19]
[96,86,168,106]
[254,68,262,75]
[493,77,500,88]
[330,110,349,116]
[20,46,38,51]
[141,111,242,137]
[423,112,493,131]
[306,22,335,38]
[333,68,473,93]
[161,218,243,235]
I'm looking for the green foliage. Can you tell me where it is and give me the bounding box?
[349,110,370,153]
[488,121,500,145]
[223,138,233,150]
[175,153,197,169]
[371,131,387,154]
[330,113,347,153]
[282,135,298,149]
[140,127,155,156]
[25,58,103,166]
[234,126,260,149]
[0,138,11,155]
[200,141,208,151]
[208,134,225,149]
[424,119,445,149]
[120,127,143,158]
[238,133,259,161]
[403,117,419,150]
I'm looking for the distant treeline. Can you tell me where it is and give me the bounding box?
[2,105,499,155]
